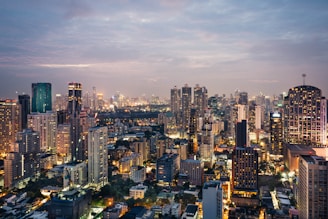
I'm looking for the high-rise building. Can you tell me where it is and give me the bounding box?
[0,99,21,154]
[298,155,328,219]
[284,85,327,146]
[255,105,264,130]
[270,112,283,156]
[31,83,52,113]
[68,82,83,162]
[236,120,247,147]
[56,124,71,164]
[88,126,108,189]
[237,91,248,105]
[18,94,30,129]
[232,147,259,207]
[156,153,179,184]
[4,152,22,188]
[181,84,192,131]
[28,111,57,153]
[202,181,223,219]
[132,139,149,164]
[180,159,204,186]
[194,84,208,118]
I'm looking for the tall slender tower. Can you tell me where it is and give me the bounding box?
[68,82,83,162]
[88,126,108,189]
[284,85,327,146]
[193,84,208,118]
[270,112,283,156]
[18,94,30,129]
[31,83,52,113]
[181,84,192,131]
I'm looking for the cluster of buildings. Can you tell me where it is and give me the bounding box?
[0,80,327,218]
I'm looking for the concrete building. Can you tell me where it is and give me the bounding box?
[63,162,87,188]
[298,155,328,219]
[180,159,204,186]
[202,181,223,219]
[129,184,148,199]
[284,144,316,174]
[156,153,179,184]
[181,204,198,219]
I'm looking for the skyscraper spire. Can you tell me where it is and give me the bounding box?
[302,73,306,85]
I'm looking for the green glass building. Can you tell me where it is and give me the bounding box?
[31,83,52,113]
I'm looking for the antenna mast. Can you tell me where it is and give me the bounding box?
[302,74,306,85]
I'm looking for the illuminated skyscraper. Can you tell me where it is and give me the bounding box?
[88,126,108,189]
[18,94,30,129]
[68,82,83,162]
[31,83,52,113]
[284,85,327,146]
[181,84,192,131]
[0,99,21,154]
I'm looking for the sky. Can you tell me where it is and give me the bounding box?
[0,0,328,99]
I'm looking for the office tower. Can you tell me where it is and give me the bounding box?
[194,84,208,118]
[4,152,22,188]
[170,86,181,115]
[180,159,204,186]
[28,111,57,153]
[18,94,30,129]
[54,94,66,111]
[284,85,327,146]
[68,82,83,162]
[57,124,71,164]
[31,82,52,113]
[298,155,328,219]
[0,99,21,154]
[156,153,179,184]
[181,84,192,131]
[237,104,248,122]
[203,181,223,219]
[236,120,247,147]
[88,126,108,189]
[270,112,283,156]
[232,147,259,206]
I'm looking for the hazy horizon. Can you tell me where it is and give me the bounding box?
[1,1,328,99]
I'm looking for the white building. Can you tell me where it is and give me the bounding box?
[129,184,148,200]
[88,126,108,189]
[202,181,223,219]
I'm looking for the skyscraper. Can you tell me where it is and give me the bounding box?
[181,84,192,131]
[232,147,259,207]
[194,84,208,118]
[270,112,283,156]
[31,83,52,113]
[236,120,247,147]
[18,94,30,129]
[88,126,108,189]
[298,155,328,219]
[170,86,181,115]
[202,181,223,219]
[67,82,83,162]
[0,99,21,154]
[284,85,327,146]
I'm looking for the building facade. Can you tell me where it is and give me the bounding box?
[31,82,52,113]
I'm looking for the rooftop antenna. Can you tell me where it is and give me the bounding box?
[302,74,306,85]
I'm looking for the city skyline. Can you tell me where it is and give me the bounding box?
[1,1,328,98]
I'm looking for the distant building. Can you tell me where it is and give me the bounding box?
[194,84,208,118]
[48,189,92,219]
[202,181,223,219]
[130,166,146,183]
[4,152,22,188]
[181,84,192,132]
[298,155,328,219]
[31,82,52,113]
[236,120,247,147]
[56,124,71,164]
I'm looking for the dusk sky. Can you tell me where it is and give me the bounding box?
[0,0,328,99]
